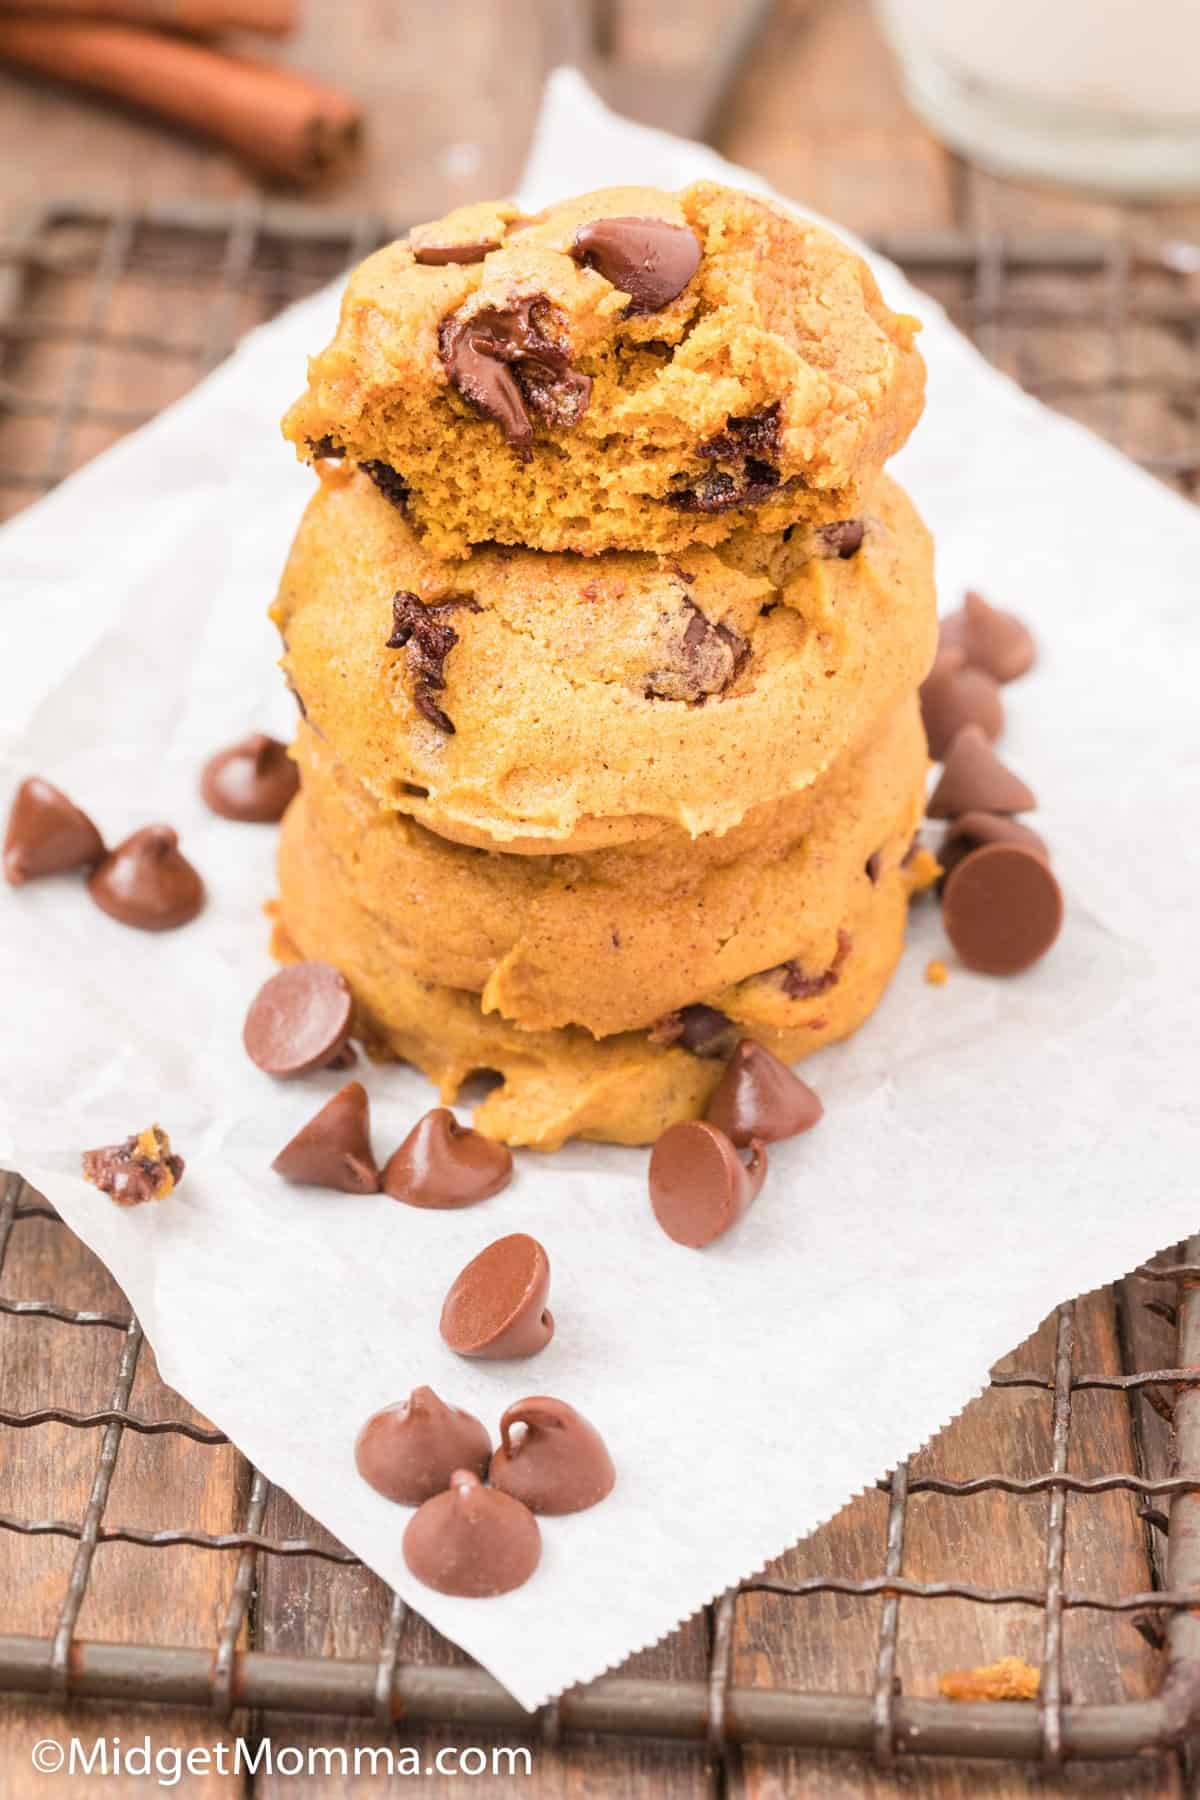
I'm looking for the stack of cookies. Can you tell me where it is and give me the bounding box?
[270,182,937,1150]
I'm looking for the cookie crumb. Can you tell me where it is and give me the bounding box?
[938,1656,1040,1702]
[82,1126,184,1206]
[925,958,949,987]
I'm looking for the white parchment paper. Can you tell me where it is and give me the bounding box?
[1,71,1198,1709]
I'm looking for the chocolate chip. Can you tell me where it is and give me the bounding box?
[941,842,1063,975]
[489,1397,616,1516]
[865,850,882,884]
[698,404,782,465]
[940,591,1036,684]
[355,1387,492,1505]
[570,215,701,314]
[919,647,1004,761]
[359,459,411,511]
[403,1468,541,1597]
[272,1080,379,1193]
[649,1003,738,1058]
[644,601,749,702]
[87,825,204,932]
[814,518,866,559]
[4,776,105,885]
[649,1120,768,1249]
[778,928,851,1000]
[243,960,353,1077]
[939,809,1049,882]
[201,733,299,824]
[307,434,344,460]
[381,1108,512,1209]
[665,464,781,514]
[386,590,480,735]
[666,405,783,515]
[413,239,499,265]
[439,1232,554,1360]
[705,1040,823,1147]
[82,1125,184,1207]
[927,725,1036,819]
[438,296,590,460]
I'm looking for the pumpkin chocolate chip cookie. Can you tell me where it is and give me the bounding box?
[282,182,925,558]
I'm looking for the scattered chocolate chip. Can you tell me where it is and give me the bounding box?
[649,1120,768,1249]
[243,960,353,1077]
[307,434,344,460]
[489,1397,616,1515]
[439,296,590,460]
[356,1387,492,1505]
[939,810,1049,883]
[865,850,882,885]
[649,1003,738,1058]
[940,591,1036,684]
[87,825,204,932]
[919,647,1004,761]
[439,1232,554,1360]
[413,239,499,265]
[359,459,411,511]
[82,1125,183,1207]
[941,842,1063,975]
[778,928,851,1000]
[381,1108,512,1209]
[570,215,701,314]
[4,776,105,885]
[927,725,1036,819]
[272,1080,379,1193]
[814,518,866,559]
[403,1468,540,1597]
[386,590,480,735]
[705,1040,823,1146]
[644,601,749,702]
[201,733,299,824]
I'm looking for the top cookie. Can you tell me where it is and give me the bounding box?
[283,181,925,558]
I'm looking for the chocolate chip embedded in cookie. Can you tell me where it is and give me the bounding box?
[386,591,480,734]
[82,1124,184,1206]
[571,215,701,314]
[643,602,749,702]
[438,296,591,460]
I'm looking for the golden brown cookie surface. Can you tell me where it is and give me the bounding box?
[283,182,924,558]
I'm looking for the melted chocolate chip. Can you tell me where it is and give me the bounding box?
[82,1125,184,1207]
[413,239,499,265]
[4,776,105,885]
[360,459,410,511]
[778,928,852,1000]
[644,600,749,702]
[386,591,481,735]
[815,519,866,559]
[697,404,782,464]
[438,296,590,460]
[87,825,204,932]
[570,215,701,314]
[201,733,299,824]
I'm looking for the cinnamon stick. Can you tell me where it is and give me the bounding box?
[0,0,296,34]
[0,19,361,185]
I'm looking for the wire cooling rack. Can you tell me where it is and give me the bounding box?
[1,199,1200,1776]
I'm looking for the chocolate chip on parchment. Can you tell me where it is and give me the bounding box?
[381,1108,512,1209]
[440,1232,554,1360]
[386,590,480,735]
[360,459,411,511]
[570,215,701,314]
[938,810,1050,883]
[649,1119,768,1249]
[644,601,749,702]
[705,1039,823,1147]
[88,825,204,932]
[941,842,1063,975]
[919,647,1004,761]
[403,1469,541,1597]
[272,1080,379,1193]
[439,296,590,460]
[940,591,1036,684]
[489,1397,616,1516]
[927,725,1036,819]
[356,1387,492,1505]
[82,1125,184,1207]
[201,733,299,824]
[3,776,105,885]
[243,961,353,1077]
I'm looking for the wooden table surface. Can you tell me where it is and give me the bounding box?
[1,2,1197,1795]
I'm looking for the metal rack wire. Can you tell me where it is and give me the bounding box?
[1,198,1199,1769]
